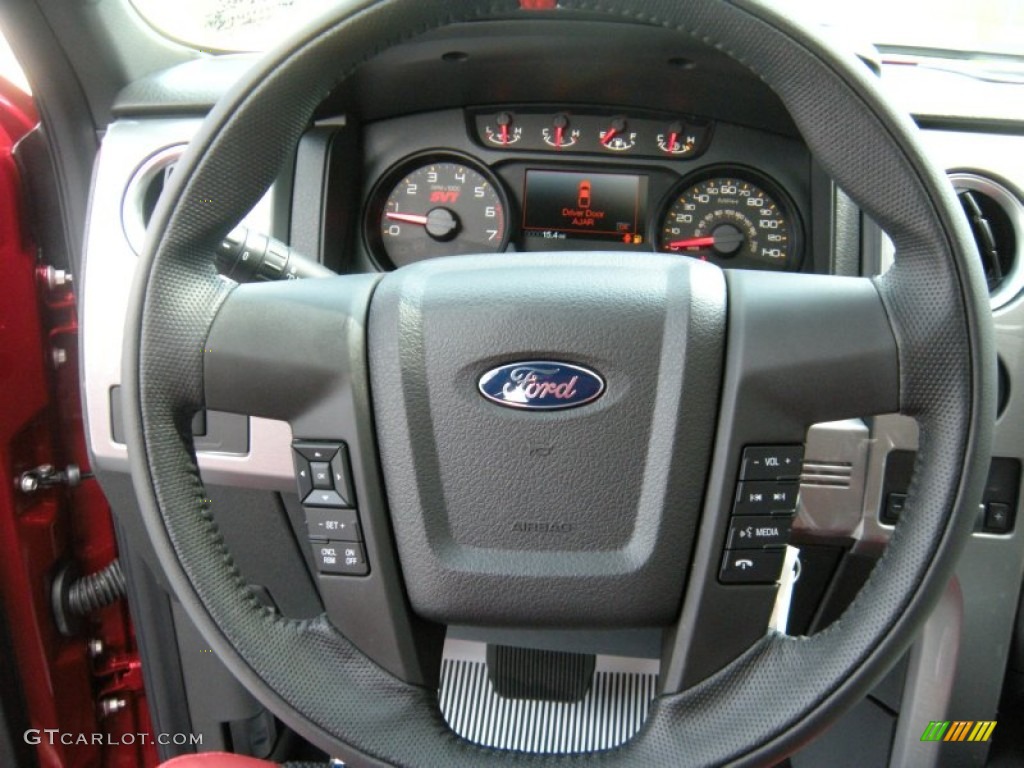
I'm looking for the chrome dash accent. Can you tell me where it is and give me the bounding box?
[439,639,657,754]
[82,118,294,491]
[795,419,869,540]
[121,144,186,256]
[948,172,1024,311]
[801,461,853,489]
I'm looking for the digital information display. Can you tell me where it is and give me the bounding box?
[522,170,647,243]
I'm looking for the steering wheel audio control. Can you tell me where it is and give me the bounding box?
[739,445,804,480]
[719,444,803,585]
[292,441,369,577]
[726,516,793,549]
[733,482,799,515]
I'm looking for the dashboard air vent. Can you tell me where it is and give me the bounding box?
[121,145,185,256]
[949,172,1024,310]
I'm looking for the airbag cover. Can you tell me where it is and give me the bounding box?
[369,253,725,626]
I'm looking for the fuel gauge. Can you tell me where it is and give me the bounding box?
[599,117,637,152]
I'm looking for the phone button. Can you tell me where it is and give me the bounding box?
[719,549,786,584]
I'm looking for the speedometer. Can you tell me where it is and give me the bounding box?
[366,154,509,269]
[656,171,800,270]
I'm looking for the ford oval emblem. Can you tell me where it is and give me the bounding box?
[478,361,605,411]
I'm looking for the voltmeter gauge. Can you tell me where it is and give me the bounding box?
[366,154,510,269]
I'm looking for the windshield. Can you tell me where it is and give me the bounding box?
[130,0,328,52]
[779,0,1023,58]
[131,0,1024,57]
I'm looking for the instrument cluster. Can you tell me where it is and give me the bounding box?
[362,108,804,272]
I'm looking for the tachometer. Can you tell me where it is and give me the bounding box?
[656,171,800,270]
[366,154,509,269]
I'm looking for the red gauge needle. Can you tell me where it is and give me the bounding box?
[555,124,564,148]
[600,128,618,146]
[385,212,429,225]
[667,236,717,249]
[667,132,678,152]
[500,123,509,145]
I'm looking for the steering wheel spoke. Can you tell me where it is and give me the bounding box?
[723,270,900,430]
[659,270,900,690]
[203,275,379,429]
[204,275,444,686]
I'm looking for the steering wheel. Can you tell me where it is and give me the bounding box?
[122,0,994,765]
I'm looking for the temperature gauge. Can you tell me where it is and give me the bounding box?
[541,114,580,149]
[483,112,522,147]
[656,121,697,156]
[599,117,637,152]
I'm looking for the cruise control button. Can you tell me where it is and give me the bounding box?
[312,541,369,576]
[727,515,792,549]
[305,508,362,541]
[733,481,798,515]
[740,445,804,481]
[719,549,786,584]
[304,489,347,508]
[311,461,333,490]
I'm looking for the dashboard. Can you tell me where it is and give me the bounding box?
[244,19,848,282]
[78,16,1024,766]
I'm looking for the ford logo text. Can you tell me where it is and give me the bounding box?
[477,361,605,411]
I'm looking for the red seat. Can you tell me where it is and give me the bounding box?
[159,753,281,768]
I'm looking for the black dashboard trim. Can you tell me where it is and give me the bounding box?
[914,114,1024,136]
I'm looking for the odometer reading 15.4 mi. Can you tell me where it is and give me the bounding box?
[657,173,798,271]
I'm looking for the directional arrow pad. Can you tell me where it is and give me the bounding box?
[293,440,365,576]
[292,441,356,508]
